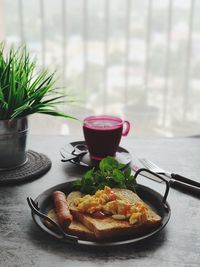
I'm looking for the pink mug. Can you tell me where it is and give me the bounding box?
[83,115,130,160]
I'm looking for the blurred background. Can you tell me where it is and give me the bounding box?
[0,0,200,137]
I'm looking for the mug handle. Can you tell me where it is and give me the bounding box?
[122,120,130,136]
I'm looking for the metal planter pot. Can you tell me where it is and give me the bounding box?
[0,117,28,170]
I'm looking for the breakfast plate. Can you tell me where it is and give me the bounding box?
[28,169,171,247]
[60,141,132,169]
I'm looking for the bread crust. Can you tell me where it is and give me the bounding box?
[45,209,96,241]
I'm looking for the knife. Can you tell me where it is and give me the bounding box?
[167,178,200,196]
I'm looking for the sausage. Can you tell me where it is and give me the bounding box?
[52,191,73,229]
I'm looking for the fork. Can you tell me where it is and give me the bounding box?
[139,158,200,196]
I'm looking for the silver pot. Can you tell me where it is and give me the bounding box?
[0,117,28,170]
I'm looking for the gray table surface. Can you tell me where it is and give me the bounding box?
[0,135,200,267]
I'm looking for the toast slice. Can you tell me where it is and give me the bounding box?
[67,188,161,240]
[112,188,161,225]
[45,209,96,241]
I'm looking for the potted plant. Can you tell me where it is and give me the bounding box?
[0,44,75,170]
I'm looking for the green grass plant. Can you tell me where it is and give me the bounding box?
[0,43,75,120]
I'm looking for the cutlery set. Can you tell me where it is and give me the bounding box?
[139,158,200,196]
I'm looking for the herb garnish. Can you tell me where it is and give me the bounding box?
[70,156,137,194]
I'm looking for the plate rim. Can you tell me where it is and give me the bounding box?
[31,180,171,247]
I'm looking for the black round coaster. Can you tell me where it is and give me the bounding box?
[0,150,52,185]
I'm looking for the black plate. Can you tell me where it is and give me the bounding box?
[31,180,171,247]
[61,141,132,168]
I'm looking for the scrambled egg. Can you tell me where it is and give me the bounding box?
[74,186,148,225]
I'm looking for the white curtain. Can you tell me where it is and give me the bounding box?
[1,0,200,137]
